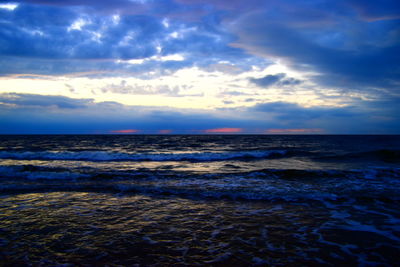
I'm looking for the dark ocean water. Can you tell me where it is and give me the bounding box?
[0,135,399,266]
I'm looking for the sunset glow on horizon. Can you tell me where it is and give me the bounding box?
[110,129,140,134]
[203,128,243,133]
[158,130,173,134]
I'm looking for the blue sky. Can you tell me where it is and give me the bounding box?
[0,0,399,134]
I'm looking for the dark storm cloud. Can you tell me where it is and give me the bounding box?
[249,73,302,88]
[249,74,285,88]
[230,2,400,90]
[279,78,302,86]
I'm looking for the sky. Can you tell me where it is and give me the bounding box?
[0,0,399,134]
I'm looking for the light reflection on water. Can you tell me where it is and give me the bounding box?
[0,192,399,265]
[0,135,399,265]
[0,157,354,175]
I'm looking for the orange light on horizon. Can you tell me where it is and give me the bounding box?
[265,128,323,134]
[110,129,140,133]
[204,128,243,133]
[159,129,172,134]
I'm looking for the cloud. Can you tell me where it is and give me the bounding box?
[230,3,400,91]
[101,80,202,97]
[175,0,266,12]
[219,91,251,97]
[0,5,163,60]
[249,73,302,88]
[0,1,257,77]
[279,77,302,86]
[1,0,399,87]
[249,73,285,87]
[0,1,399,134]
[0,93,250,134]
[0,93,399,134]
[10,0,214,19]
[0,3,18,11]
[347,0,400,22]
[5,0,153,15]
[0,93,93,109]
[251,101,357,121]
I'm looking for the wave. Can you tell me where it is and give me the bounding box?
[0,166,90,180]
[1,180,399,202]
[1,166,399,201]
[1,165,399,180]
[0,150,288,162]
[3,149,398,163]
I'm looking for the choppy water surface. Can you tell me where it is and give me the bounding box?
[0,135,399,265]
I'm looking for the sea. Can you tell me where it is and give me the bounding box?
[0,135,399,266]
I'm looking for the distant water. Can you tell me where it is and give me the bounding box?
[0,135,399,265]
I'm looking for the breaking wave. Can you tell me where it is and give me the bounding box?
[0,150,288,162]
[1,165,399,201]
